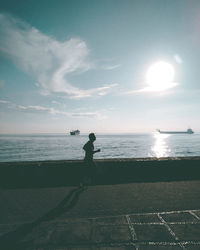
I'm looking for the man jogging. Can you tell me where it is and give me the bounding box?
[82,133,100,186]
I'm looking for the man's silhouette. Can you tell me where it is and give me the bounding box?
[82,133,100,186]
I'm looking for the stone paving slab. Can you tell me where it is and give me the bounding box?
[95,216,127,225]
[94,224,131,243]
[161,212,199,223]
[185,246,200,250]
[129,214,161,223]
[170,224,200,241]
[133,224,175,241]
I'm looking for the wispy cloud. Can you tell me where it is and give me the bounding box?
[122,82,179,95]
[0,100,106,119]
[102,64,121,70]
[17,105,56,114]
[97,58,121,71]
[0,13,117,98]
[174,54,183,64]
[0,99,10,104]
[17,104,106,119]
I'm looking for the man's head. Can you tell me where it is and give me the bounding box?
[89,133,96,142]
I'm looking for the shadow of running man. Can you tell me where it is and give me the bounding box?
[0,186,86,249]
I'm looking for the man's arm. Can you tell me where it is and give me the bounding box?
[93,149,100,154]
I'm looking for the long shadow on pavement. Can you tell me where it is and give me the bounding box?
[0,186,86,249]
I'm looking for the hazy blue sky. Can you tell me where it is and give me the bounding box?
[0,0,200,134]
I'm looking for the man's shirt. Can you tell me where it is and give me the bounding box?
[83,140,94,161]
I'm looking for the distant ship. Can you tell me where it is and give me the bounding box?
[157,128,194,134]
[70,129,80,135]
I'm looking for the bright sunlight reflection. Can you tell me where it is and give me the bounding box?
[152,133,171,158]
[146,61,177,92]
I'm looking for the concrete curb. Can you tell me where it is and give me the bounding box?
[0,157,200,188]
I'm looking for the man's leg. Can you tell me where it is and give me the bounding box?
[90,161,97,185]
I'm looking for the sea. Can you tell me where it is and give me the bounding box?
[0,133,200,162]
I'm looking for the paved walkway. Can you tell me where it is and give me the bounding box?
[0,208,200,249]
[0,181,199,249]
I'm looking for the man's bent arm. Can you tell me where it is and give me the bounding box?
[93,149,100,154]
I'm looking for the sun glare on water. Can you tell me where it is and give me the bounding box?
[146,61,177,92]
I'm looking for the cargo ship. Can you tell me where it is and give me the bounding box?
[70,130,80,135]
[157,128,194,134]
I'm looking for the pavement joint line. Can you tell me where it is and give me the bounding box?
[141,241,200,246]
[82,208,200,220]
[157,213,187,250]
[126,214,139,250]
[126,215,137,240]
[36,241,200,248]
[189,210,200,221]
[140,241,200,246]
[158,209,200,216]
[129,221,200,225]
[167,221,200,225]
[182,241,200,246]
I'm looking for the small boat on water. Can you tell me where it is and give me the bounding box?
[157,128,194,134]
[70,129,80,135]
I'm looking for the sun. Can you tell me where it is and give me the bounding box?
[146,61,176,92]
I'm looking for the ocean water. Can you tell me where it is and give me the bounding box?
[0,133,200,162]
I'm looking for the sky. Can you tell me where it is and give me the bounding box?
[0,0,200,134]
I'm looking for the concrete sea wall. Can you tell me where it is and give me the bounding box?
[0,157,200,188]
